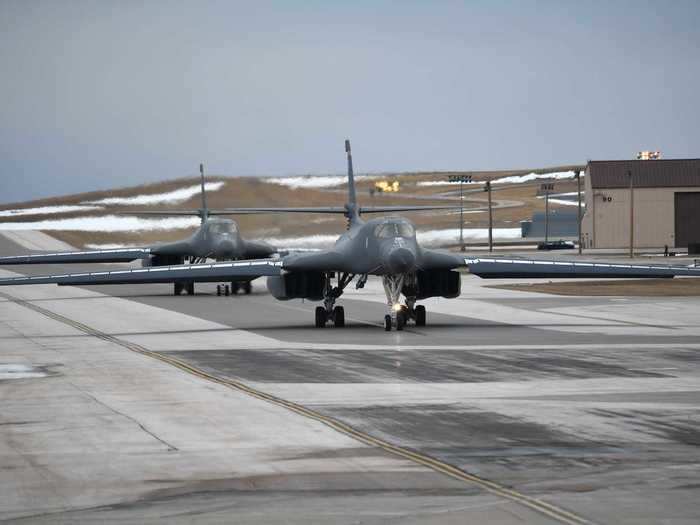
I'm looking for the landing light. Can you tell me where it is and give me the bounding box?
[392,303,403,312]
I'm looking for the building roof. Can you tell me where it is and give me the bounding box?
[587,159,700,189]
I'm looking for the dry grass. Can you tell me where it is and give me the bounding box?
[489,279,700,296]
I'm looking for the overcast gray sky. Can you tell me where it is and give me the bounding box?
[1,0,698,204]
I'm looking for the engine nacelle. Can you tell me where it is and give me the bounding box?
[143,254,185,267]
[404,269,461,300]
[266,271,325,301]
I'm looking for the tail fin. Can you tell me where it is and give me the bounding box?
[345,139,359,223]
[199,163,208,222]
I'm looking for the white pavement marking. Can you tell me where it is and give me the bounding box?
[0,230,75,251]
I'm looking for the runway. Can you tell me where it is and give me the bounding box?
[2,233,700,524]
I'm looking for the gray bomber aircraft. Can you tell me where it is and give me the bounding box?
[0,165,276,296]
[2,141,700,330]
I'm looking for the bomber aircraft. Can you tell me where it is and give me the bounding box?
[2,141,700,330]
[0,165,276,295]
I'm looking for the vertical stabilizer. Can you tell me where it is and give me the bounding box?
[345,140,359,223]
[199,163,208,222]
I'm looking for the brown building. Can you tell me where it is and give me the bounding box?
[581,159,700,249]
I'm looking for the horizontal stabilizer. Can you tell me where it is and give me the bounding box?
[212,205,461,215]
[0,248,151,265]
[359,205,461,214]
[118,210,206,217]
[0,259,283,286]
[211,207,348,215]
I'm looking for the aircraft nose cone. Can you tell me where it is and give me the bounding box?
[216,239,236,256]
[387,247,416,274]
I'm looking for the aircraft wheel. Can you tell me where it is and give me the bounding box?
[315,306,327,328]
[174,282,184,296]
[186,282,195,295]
[415,305,426,327]
[243,282,252,295]
[231,282,240,295]
[216,285,222,296]
[396,311,405,331]
[384,315,392,332]
[224,285,230,296]
[333,306,345,327]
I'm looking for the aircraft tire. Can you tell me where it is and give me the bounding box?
[333,306,345,327]
[396,311,405,331]
[315,306,327,328]
[384,315,392,331]
[216,285,222,296]
[415,305,426,326]
[174,282,184,296]
[243,281,252,295]
[224,285,230,296]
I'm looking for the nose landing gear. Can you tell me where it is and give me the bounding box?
[382,274,427,331]
[314,272,353,327]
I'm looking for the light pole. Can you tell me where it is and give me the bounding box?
[485,180,493,252]
[541,183,554,244]
[576,170,582,254]
[449,174,472,252]
[629,170,634,259]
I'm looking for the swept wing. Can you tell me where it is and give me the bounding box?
[453,255,700,279]
[0,259,282,286]
[0,248,152,265]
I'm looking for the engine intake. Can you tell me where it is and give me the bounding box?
[404,269,461,299]
[144,254,185,267]
[267,271,325,301]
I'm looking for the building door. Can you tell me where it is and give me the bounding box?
[674,192,700,248]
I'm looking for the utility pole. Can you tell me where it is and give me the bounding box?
[486,180,493,252]
[576,170,582,254]
[449,174,472,252]
[629,170,634,258]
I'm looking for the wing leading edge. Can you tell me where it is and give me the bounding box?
[462,257,700,279]
[0,259,283,286]
[0,248,152,265]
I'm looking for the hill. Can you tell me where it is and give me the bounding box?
[0,165,585,249]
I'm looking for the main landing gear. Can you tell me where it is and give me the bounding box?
[382,274,427,331]
[216,281,252,296]
[314,272,354,328]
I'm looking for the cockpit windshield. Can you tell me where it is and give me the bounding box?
[209,222,238,235]
[374,222,415,238]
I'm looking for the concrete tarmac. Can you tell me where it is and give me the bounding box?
[1,232,700,524]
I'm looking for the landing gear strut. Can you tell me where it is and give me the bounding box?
[382,274,427,331]
[314,272,353,328]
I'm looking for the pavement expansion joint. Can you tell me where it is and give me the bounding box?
[0,289,598,525]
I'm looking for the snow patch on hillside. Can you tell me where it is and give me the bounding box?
[0,216,200,232]
[0,205,103,217]
[263,228,521,249]
[83,181,225,206]
[492,170,580,184]
[417,170,582,187]
[264,174,379,189]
